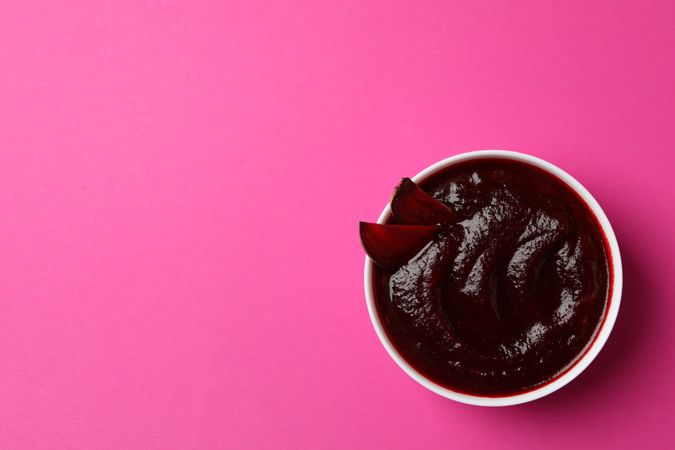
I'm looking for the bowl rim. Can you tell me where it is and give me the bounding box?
[363,149,623,406]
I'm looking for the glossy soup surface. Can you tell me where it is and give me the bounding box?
[373,159,611,396]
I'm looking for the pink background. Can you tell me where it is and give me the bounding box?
[0,1,674,449]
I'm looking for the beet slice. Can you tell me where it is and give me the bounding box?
[359,222,441,270]
[390,178,457,225]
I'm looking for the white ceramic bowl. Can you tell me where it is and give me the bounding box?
[364,150,622,406]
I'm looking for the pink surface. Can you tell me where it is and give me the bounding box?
[0,1,673,449]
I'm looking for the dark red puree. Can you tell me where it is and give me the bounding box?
[367,159,611,396]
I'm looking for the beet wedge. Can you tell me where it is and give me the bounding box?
[360,222,441,270]
[390,178,457,225]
